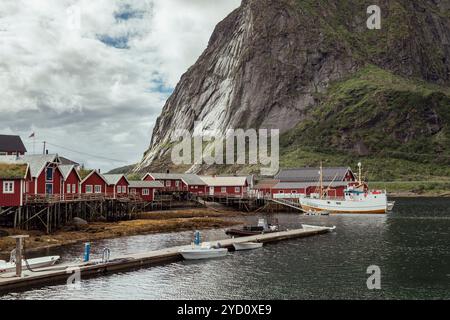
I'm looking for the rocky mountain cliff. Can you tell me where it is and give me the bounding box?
[135,0,450,180]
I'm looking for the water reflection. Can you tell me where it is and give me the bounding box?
[1,198,449,299]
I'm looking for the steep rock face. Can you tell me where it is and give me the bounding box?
[136,0,450,173]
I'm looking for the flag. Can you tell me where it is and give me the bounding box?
[29,132,35,138]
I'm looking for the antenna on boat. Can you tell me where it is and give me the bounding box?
[358,162,362,185]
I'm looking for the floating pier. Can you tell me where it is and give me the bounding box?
[0,226,332,293]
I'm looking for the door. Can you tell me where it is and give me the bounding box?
[46,183,53,195]
[209,187,214,196]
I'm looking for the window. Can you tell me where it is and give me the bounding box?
[130,188,136,194]
[46,167,54,181]
[221,187,226,193]
[122,186,127,193]
[235,187,240,193]
[3,181,14,194]
[67,184,71,194]
[142,189,150,196]
[175,181,180,188]
[95,185,102,194]
[72,184,76,193]
[86,185,93,193]
[26,182,29,193]
[0,152,7,156]
[166,180,171,187]
[117,186,121,194]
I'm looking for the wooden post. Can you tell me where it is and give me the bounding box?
[9,235,29,277]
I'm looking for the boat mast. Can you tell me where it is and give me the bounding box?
[320,161,323,199]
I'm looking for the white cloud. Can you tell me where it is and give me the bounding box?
[0,0,240,170]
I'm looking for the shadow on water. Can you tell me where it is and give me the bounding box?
[2,197,449,299]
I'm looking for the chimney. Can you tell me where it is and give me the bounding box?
[46,149,49,155]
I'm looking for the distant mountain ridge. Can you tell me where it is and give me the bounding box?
[135,0,450,180]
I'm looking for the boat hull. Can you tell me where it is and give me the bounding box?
[300,197,388,214]
[179,248,228,260]
[225,229,278,237]
[233,242,263,251]
[0,256,60,273]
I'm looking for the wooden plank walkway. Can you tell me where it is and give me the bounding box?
[0,226,333,293]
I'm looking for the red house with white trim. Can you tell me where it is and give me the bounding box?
[199,176,248,196]
[129,180,164,202]
[143,173,207,194]
[0,163,31,207]
[103,174,129,199]
[80,170,108,196]
[58,165,81,198]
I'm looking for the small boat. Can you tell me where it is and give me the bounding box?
[179,247,228,260]
[301,224,336,232]
[0,255,60,273]
[225,218,279,237]
[387,201,396,212]
[233,242,263,251]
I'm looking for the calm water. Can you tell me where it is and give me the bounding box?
[1,198,449,300]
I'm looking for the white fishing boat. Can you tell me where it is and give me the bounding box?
[0,255,60,273]
[233,242,263,251]
[299,162,394,214]
[301,224,336,232]
[179,247,228,260]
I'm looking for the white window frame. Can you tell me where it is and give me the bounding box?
[72,184,76,193]
[86,185,93,194]
[175,181,180,187]
[94,185,102,194]
[166,180,171,187]
[3,181,14,194]
[142,188,150,196]
[117,185,121,194]
[0,152,7,156]
[67,184,71,194]
[221,187,226,193]
[121,186,127,193]
[235,187,240,193]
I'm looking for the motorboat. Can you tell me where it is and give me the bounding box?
[233,242,263,251]
[301,224,336,232]
[225,218,279,237]
[179,242,228,260]
[0,255,60,273]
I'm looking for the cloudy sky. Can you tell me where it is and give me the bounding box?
[0,0,240,171]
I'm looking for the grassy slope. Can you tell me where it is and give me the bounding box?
[280,65,450,181]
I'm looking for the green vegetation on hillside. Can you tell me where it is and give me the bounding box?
[280,65,450,181]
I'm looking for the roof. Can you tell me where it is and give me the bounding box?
[128,180,164,188]
[0,154,59,178]
[0,135,27,153]
[58,165,81,181]
[0,163,29,179]
[254,179,280,189]
[275,167,352,182]
[145,173,206,186]
[78,169,92,180]
[59,156,80,166]
[199,176,248,187]
[102,174,128,186]
[272,181,348,189]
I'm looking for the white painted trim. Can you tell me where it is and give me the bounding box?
[2,181,15,194]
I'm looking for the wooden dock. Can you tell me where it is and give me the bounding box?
[0,226,333,293]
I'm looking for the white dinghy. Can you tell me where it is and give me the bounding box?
[301,224,336,232]
[233,242,263,251]
[0,255,60,273]
[179,242,228,260]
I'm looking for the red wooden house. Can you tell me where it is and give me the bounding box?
[199,176,248,196]
[58,165,81,198]
[0,163,31,207]
[80,170,108,196]
[0,135,27,156]
[21,154,64,196]
[142,173,207,194]
[128,180,164,202]
[103,174,129,199]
